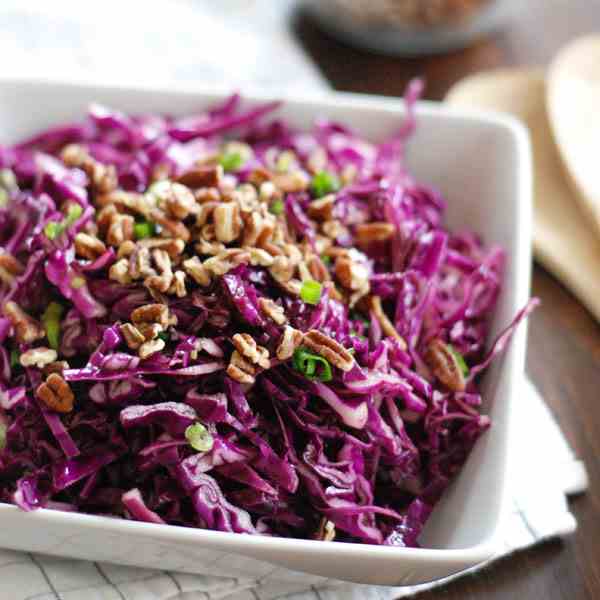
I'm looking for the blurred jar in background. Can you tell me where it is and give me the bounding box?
[302,0,518,55]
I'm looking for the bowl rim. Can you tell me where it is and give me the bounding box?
[0,75,533,569]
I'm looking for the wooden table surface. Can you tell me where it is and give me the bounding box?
[295,2,599,598]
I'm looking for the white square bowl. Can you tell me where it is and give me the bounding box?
[0,78,532,587]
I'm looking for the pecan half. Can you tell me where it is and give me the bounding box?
[276,326,304,360]
[74,233,106,260]
[36,373,74,413]
[258,297,287,325]
[355,222,396,244]
[424,338,466,392]
[303,330,354,372]
[232,333,270,369]
[369,295,407,349]
[3,301,45,344]
[19,347,58,369]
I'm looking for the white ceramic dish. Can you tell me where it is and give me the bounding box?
[0,78,532,587]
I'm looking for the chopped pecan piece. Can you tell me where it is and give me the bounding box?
[169,270,187,298]
[233,184,259,213]
[303,330,354,372]
[19,347,58,369]
[213,202,242,244]
[117,240,136,258]
[269,256,294,284]
[139,338,165,360]
[369,296,407,349]
[177,165,223,188]
[258,297,287,325]
[258,181,277,202]
[194,187,221,204]
[195,238,226,256]
[109,258,132,284]
[227,351,256,385]
[243,211,275,247]
[138,237,185,258]
[232,333,270,369]
[355,222,396,244]
[131,303,169,328]
[74,233,106,260]
[3,301,45,344]
[149,208,191,242]
[61,144,118,194]
[154,182,196,219]
[424,338,466,392]
[106,213,135,247]
[42,360,70,377]
[36,373,74,413]
[308,255,331,282]
[129,246,155,280]
[308,194,335,221]
[183,256,211,287]
[334,256,370,292]
[0,250,25,283]
[276,326,304,360]
[321,220,349,241]
[203,249,250,278]
[248,167,273,187]
[136,322,163,341]
[144,249,173,293]
[120,323,146,350]
[247,247,274,267]
[314,518,336,542]
[272,170,310,193]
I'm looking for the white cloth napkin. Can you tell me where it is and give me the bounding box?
[0,1,588,599]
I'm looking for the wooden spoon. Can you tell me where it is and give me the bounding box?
[548,35,600,238]
[446,68,600,323]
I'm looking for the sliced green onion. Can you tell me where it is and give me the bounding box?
[448,344,469,377]
[44,221,63,240]
[157,331,170,343]
[292,347,333,382]
[300,280,322,305]
[0,421,6,450]
[10,348,19,368]
[219,151,244,172]
[321,254,331,266]
[311,170,340,198]
[269,198,284,216]
[65,203,83,225]
[134,221,156,240]
[275,151,294,173]
[42,302,64,350]
[185,422,214,452]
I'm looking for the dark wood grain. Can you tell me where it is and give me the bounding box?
[295,2,600,598]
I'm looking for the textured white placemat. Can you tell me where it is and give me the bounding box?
[0,2,588,598]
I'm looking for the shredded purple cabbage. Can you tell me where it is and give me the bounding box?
[0,83,536,547]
